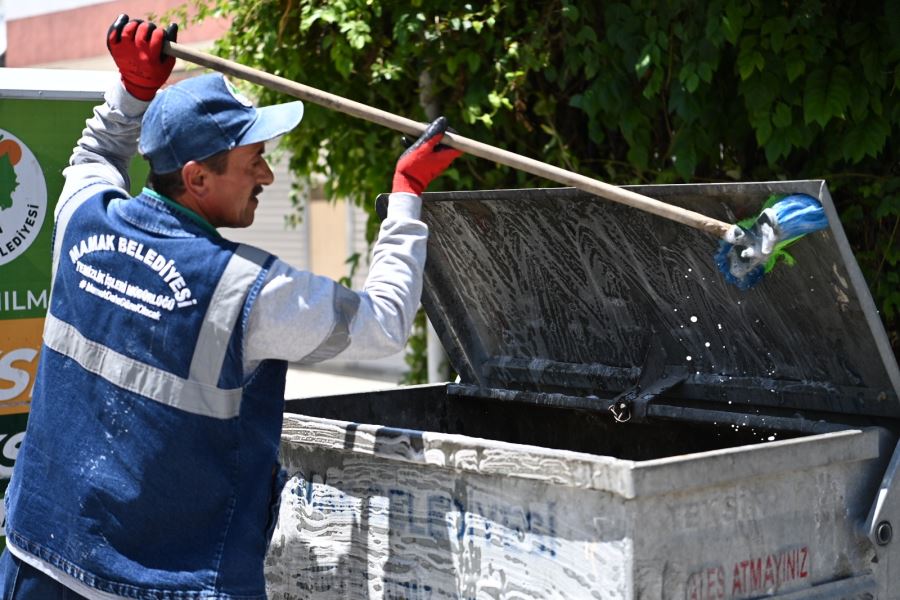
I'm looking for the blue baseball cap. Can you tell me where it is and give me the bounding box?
[139,73,304,174]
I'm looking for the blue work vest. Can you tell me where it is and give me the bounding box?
[5,188,288,600]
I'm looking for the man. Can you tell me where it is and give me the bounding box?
[0,14,460,600]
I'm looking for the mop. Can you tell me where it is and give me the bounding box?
[162,41,829,290]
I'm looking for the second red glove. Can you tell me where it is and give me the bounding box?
[392,117,462,196]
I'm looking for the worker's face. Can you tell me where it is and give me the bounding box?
[205,142,274,228]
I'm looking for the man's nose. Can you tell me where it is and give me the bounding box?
[259,159,275,185]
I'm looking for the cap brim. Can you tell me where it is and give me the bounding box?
[239,100,304,146]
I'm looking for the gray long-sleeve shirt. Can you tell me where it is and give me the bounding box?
[59,81,427,375]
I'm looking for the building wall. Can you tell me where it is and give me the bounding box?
[6,0,230,68]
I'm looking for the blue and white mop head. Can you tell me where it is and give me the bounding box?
[715,193,829,290]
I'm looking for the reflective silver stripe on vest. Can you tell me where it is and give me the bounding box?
[43,312,243,420]
[297,283,361,364]
[190,244,269,386]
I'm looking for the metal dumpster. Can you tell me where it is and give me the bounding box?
[266,180,900,599]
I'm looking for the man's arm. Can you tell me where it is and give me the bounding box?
[244,118,461,368]
[57,84,148,211]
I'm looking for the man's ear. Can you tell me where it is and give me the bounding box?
[181,161,210,199]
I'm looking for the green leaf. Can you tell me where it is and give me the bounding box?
[643,68,664,98]
[842,114,890,163]
[467,51,481,73]
[841,204,864,224]
[785,56,805,82]
[669,83,703,123]
[883,291,900,320]
[619,107,645,146]
[772,102,793,128]
[849,85,869,121]
[684,71,700,93]
[803,66,852,127]
[576,26,598,45]
[875,196,900,220]
[859,39,883,87]
[741,71,779,112]
[561,3,580,22]
[753,113,773,145]
[627,144,649,171]
[721,2,746,45]
[764,129,791,164]
[761,16,789,53]
[737,46,765,80]
[673,142,697,180]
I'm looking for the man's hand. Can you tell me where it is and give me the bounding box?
[107,14,178,101]
[392,117,462,196]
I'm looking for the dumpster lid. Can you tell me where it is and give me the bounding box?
[417,180,900,421]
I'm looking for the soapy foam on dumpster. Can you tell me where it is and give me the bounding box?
[417,186,897,419]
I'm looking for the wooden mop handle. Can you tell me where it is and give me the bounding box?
[164,41,733,239]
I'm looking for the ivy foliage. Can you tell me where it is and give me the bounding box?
[181,0,899,379]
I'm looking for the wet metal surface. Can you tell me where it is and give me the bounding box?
[420,180,899,420]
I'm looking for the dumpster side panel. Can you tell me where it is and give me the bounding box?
[266,416,889,599]
[266,444,634,599]
[636,459,879,599]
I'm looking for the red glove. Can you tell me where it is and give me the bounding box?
[392,117,462,195]
[107,14,178,101]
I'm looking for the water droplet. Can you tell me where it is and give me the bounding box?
[686,355,692,361]
[767,435,776,441]
[690,316,698,323]
[717,323,723,330]
[704,342,711,347]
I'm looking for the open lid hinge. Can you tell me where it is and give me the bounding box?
[609,340,688,423]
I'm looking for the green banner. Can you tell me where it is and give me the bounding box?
[0,91,148,540]
[0,98,95,418]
